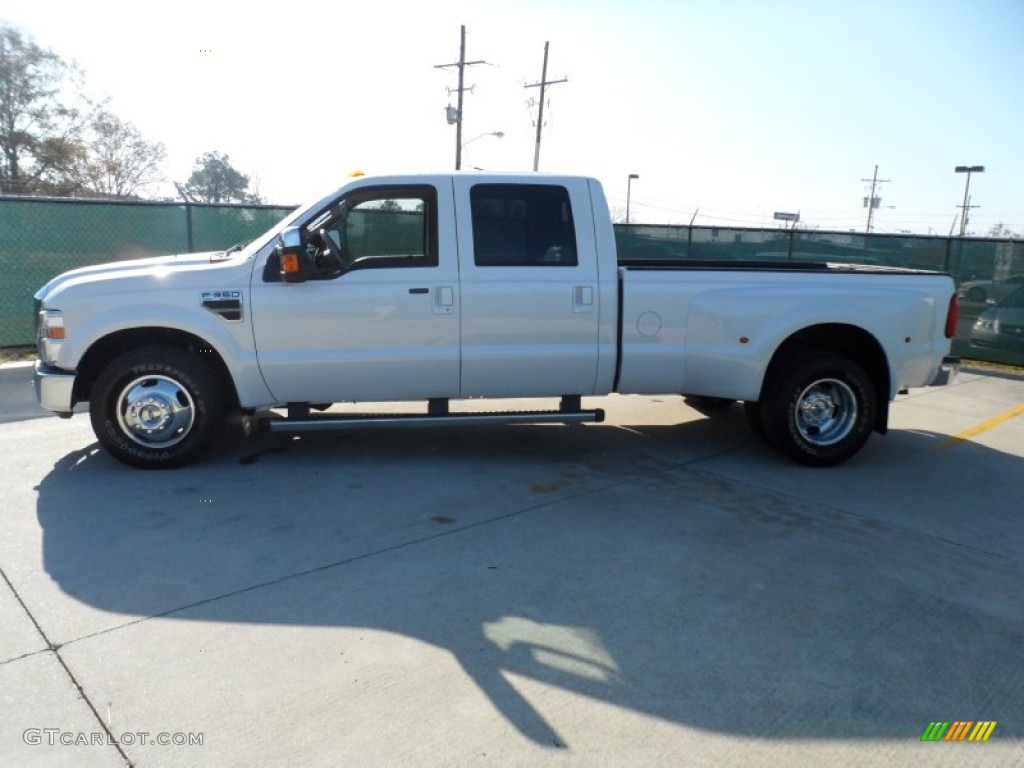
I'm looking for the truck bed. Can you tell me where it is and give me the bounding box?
[618,258,947,276]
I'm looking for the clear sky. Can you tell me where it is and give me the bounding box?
[3,0,1023,235]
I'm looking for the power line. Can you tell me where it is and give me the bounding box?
[434,25,488,171]
[524,41,567,172]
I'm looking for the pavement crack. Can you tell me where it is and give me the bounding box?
[0,562,133,766]
[0,561,55,652]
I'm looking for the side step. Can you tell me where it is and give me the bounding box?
[260,405,605,433]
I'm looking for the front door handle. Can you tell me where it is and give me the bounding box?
[433,286,454,315]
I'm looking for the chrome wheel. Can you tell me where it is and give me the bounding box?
[115,374,195,448]
[760,353,876,466]
[793,377,858,447]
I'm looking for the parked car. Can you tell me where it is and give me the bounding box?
[957,274,1024,304]
[970,285,1024,353]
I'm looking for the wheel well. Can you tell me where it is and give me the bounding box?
[761,324,891,433]
[75,328,237,406]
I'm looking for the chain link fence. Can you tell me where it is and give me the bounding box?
[1,196,296,348]
[3,196,1022,367]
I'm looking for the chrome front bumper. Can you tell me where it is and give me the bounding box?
[929,355,960,387]
[34,361,77,415]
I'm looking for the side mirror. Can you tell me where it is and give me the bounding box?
[277,227,307,283]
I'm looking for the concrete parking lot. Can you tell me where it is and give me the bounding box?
[1,365,1022,767]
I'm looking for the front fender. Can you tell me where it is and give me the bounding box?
[63,304,273,409]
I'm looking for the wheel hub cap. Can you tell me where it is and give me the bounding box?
[801,392,835,427]
[794,378,857,447]
[116,375,195,448]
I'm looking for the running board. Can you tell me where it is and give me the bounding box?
[261,408,605,433]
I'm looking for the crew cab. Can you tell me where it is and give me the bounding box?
[34,173,959,468]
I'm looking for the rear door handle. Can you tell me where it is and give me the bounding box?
[573,285,594,313]
[408,287,429,294]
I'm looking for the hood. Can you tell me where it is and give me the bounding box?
[34,251,232,302]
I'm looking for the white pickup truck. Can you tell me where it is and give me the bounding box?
[34,173,959,468]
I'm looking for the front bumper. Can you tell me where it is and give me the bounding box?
[34,361,77,415]
[928,355,960,387]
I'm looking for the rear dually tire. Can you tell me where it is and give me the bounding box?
[759,354,877,467]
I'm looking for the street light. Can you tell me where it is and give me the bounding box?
[954,165,984,236]
[461,131,504,150]
[626,173,640,224]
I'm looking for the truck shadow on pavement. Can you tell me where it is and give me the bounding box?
[34,413,1024,747]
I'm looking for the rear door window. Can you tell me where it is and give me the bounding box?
[470,184,577,267]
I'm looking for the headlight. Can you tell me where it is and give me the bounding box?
[39,309,65,340]
[37,309,66,366]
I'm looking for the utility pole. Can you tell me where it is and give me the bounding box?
[435,25,487,171]
[954,165,984,236]
[861,165,890,233]
[626,174,639,223]
[524,42,567,171]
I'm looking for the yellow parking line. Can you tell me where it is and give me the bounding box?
[938,404,1024,449]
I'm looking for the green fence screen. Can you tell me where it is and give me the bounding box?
[0,196,296,348]
[3,197,1023,367]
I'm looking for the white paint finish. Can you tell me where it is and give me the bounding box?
[250,177,461,404]
[618,268,955,400]
[34,254,275,408]
[617,269,689,394]
[453,175,607,397]
[250,268,460,403]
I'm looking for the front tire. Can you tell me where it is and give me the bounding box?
[89,346,227,468]
[760,354,877,466]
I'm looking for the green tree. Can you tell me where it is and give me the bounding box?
[183,151,262,203]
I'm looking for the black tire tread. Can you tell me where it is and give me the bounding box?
[89,345,226,468]
[760,353,876,467]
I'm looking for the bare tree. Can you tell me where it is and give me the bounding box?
[1,24,168,198]
[80,111,166,197]
[987,222,1021,239]
[0,25,90,194]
